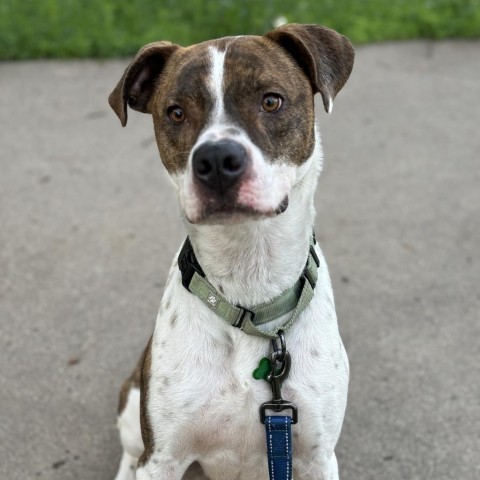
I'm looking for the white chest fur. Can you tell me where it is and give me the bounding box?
[136,244,348,480]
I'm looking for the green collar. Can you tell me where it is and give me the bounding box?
[178,233,319,339]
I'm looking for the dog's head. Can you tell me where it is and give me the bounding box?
[109,24,354,225]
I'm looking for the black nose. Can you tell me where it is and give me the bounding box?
[192,140,247,193]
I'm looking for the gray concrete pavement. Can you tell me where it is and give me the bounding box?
[1,41,479,479]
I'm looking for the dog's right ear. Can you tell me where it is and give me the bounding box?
[265,24,354,114]
[108,41,180,126]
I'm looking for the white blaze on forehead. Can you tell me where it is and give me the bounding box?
[208,46,227,122]
[174,40,322,224]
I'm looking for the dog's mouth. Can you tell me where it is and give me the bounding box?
[187,196,289,225]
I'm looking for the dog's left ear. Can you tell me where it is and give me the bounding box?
[265,24,354,113]
[108,41,180,126]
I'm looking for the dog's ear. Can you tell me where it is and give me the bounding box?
[108,41,180,126]
[265,24,354,113]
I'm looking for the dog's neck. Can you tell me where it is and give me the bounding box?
[186,150,322,308]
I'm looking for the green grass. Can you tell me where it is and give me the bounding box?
[1,0,479,59]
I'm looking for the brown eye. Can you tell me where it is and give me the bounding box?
[167,106,185,124]
[261,94,282,113]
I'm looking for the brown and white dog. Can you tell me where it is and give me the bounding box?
[109,23,354,480]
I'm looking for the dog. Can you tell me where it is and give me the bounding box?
[108,23,354,480]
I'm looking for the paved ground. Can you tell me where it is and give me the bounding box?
[1,40,479,480]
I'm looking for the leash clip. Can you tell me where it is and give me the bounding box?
[260,401,298,424]
[260,331,298,424]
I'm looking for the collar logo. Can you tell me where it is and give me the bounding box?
[207,292,219,308]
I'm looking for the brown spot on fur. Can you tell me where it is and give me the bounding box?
[170,313,177,327]
[117,344,148,414]
[137,335,154,467]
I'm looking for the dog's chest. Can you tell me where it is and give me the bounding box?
[148,299,271,450]
[145,264,349,476]
[148,319,277,478]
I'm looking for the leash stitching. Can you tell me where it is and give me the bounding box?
[268,417,275,480]
[285,416,290,479]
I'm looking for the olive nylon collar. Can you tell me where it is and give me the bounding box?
[178,234,319,339]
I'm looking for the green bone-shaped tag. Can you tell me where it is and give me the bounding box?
[252,357,272,380]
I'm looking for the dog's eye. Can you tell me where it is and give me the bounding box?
[167,106,186,124]
[261,94,282,113]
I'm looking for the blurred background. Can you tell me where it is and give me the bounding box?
[1,1,479,480]
[1,0,480,58]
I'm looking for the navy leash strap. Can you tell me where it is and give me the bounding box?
[265,416,293,480]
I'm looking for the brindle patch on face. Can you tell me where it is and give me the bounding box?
[223,36,315,165]
[151,45,213,174]
[150,36,315,175]
[151,39,230,174]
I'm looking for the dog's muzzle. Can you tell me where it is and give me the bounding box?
[192,140,248,195]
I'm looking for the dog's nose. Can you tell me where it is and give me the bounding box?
[192,140,247,193]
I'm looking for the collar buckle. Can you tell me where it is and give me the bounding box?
[233,306,255,329]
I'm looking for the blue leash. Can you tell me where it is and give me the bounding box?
[265,416,293,480]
